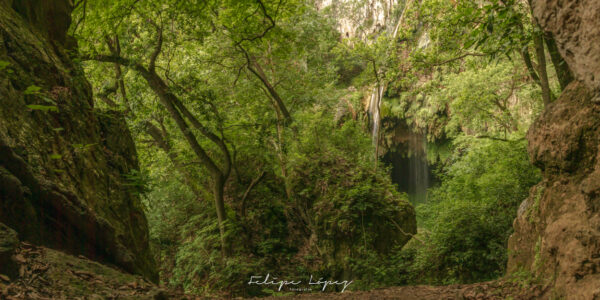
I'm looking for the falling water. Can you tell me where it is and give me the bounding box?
[365,0,430,202]
[380,125,432,204]
[369,85,384,143]
[408,133,429,203]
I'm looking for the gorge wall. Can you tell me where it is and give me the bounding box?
[508,0,600,298]
[316,0,401,39]
[0,0,156,281]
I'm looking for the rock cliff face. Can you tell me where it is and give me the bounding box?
[508,0,600,298]
[316,0,401,39]
[0,1,156,281]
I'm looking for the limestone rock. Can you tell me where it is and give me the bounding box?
[0,1,156,281]
[508,0,600,298]
[532,0,600,91]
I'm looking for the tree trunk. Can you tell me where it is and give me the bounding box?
[247,61,292,123]
[213,174,229,256]
[527,0,554,106]
[89,54,233,257]
[520,48,541,86]
[533,30,552,106]
[275,114,292,199]
[142,70,230,256]
[544,33,573,91]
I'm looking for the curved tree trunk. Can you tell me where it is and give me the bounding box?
[533,30,552,106]
[544,33,574,91]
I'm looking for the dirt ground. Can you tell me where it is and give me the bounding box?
[255,281,545,300]
[1,243,544,300]
[0,243,189,300]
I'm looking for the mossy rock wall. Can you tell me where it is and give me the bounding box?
[0,1,156,281]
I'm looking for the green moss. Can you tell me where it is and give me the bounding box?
[0,2,157,281]
[508,267,536,289]
[527,185,544,224]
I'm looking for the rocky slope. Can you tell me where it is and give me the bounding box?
[0,0,156,281]
[0,227,188,300]
[507,0,600,298]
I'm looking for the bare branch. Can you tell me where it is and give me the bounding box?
[475,135,525,142]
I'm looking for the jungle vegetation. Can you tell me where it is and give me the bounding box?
[71,0,565,297]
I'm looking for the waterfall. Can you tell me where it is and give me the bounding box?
[408,133,429,203]
[369,85,384,144]
[382,127,432,203]
[363,0,430,202]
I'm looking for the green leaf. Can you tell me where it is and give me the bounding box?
[41,95,57,105]
[0,60,9,71]
[24,85,42,95]
[26,104,58,112]
[49,154,62,160]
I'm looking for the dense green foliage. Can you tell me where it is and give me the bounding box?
[69,0,566,296]
[411,138,540,284]
[317,137,540,289]
[141,111,414,297]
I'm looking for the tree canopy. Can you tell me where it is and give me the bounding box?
[69,0,563,296]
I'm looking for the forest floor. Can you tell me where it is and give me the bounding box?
[0,242,190,300]
[0,242,544,300]
[256,281,545,300]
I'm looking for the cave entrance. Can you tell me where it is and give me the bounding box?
[380,119,436,204]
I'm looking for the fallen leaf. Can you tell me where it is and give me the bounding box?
[13,254,26,264]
